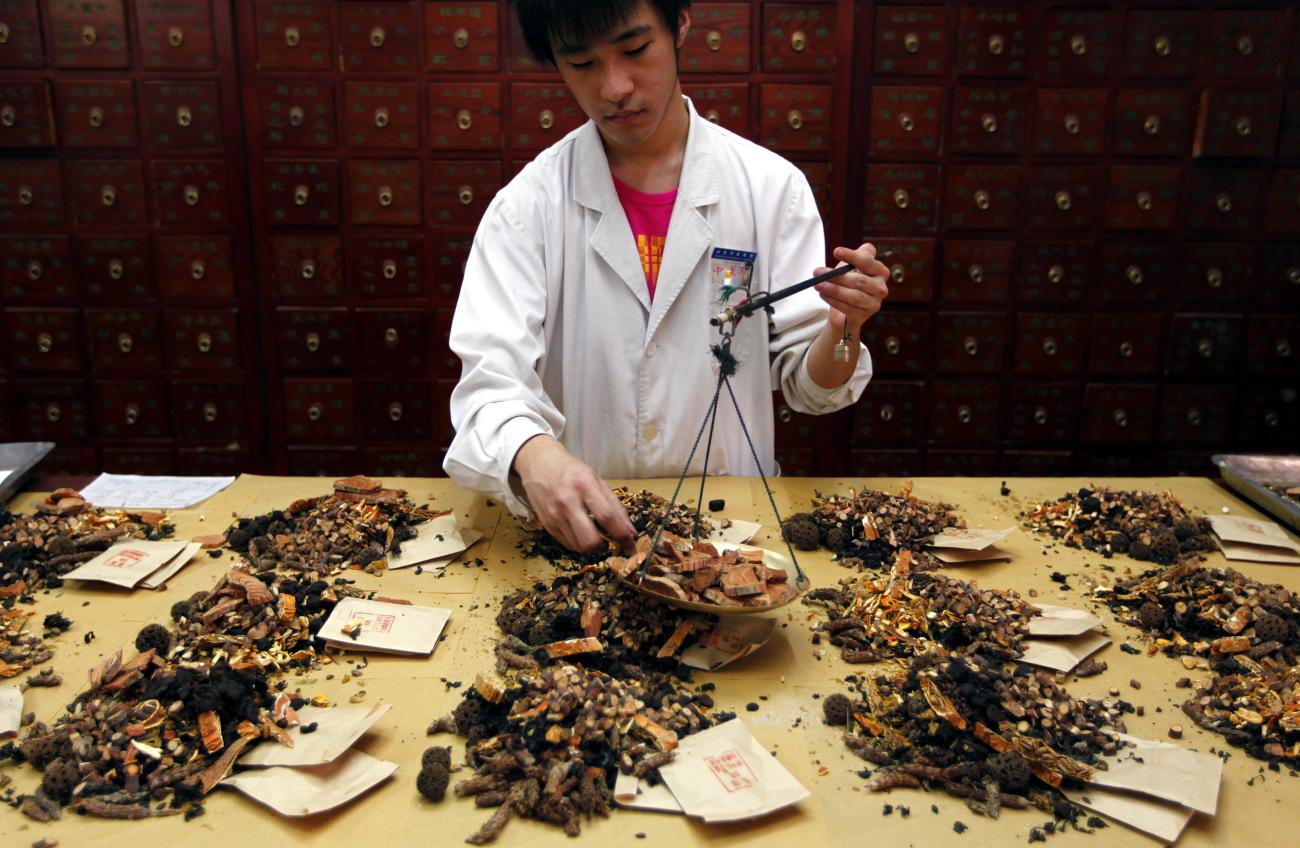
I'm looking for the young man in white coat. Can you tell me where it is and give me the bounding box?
[444,0,890,552]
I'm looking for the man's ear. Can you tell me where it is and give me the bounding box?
[676,9,691,50]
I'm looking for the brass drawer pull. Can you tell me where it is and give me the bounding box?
[285,26,300,47]
[987,34,1004,55]
[300,259,316,279]
[1143,115,1160,135]
[382,259,398,279]
[26,259,41,280]
[963,336,978,356]
[706,30,722,51]
[1113,409,1129,427]
[1063,114,1080,135]
[370,26,386,48]
[898,113,914,132]
[458,185,474,205]
[288,105,305,127]
[1033,406,1049,425]
[384,327,400,347]
[903,32,920,54]
[1070,34,1087,55]
[82,25,97,46]
[539,109,554,130]
[1206,267,1223,289]
[374,107,389,128]
[892,188,909,209]
[100,185,117,206]
[117,332,133,354]
[124,403,140,425]
[36,332,53,353]
[453,28,469,49]
[197,332,213,353]
[46,403,61,423]
[1119,341,1134,357]
[457,109,472,131]
[203,402,218,423]
[190,259,205,280]
[1186,408,1202,427]
[108,259,124,280]
[1055,190,1072,211]
[1042,337,1058,356]
[389,402,403,422]
[1153,35,1171,57]
[294,185,310,205]
[1136,191,1153,211]
[787,110,803,130]
[885,335,901,355]
[89,107,105,128]
[176,106,192,127]
[791,30,806,52]
[957,405,972,424]
[184,185,200,206]
[0,105,14,127]
[974,189,990,211]
[305,332,320,352]
[307,402,323,422]
[1126,265,1144,285]
[378,186,393,206]
[968,264,984,283]
[879,404,894,422]
[981,113,997,133]
[1047,264,1065,284]
[169,26,184,47]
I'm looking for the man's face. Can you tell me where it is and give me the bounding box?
[551,2,690,151]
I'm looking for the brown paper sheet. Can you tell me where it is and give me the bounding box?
[222,749,397,817]
[387,513,483,570]
[1062,784,1196,843]
[1089,733,1223,815]
[1027,603,1104,637]
[240,705,392,768]
[1209,515,1300,552]
[1019,631,1110,672]
[138,541,203,590]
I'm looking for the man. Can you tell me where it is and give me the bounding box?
[444,0,889,552]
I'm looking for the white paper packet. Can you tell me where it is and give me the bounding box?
[927,527,1016,551]
[222,749,397,816]
[1088,733,1222,815]
[710,520,761,546]
[1019,631,1110,672]
[657,719,810,824]
[388,513,483,570]
[613,771,684,813]
[1028,604,1104,637]
[1215,538,1300,565]
[1061,783,1196,843]
[931,546,1012,565]
[138,542,203,590]
[0,686,22,738]
[240,705,392,768]
[680,618,777,671]
[317,597,450,655]
[64,541,190,589]
[1209,515,1300,552]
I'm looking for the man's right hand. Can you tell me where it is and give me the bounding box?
[512,435,637,553]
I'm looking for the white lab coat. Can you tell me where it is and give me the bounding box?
[444,97,872,516]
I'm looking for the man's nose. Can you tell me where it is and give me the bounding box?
[601,62,634,103]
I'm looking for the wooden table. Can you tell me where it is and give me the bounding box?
[2,474,1298,847]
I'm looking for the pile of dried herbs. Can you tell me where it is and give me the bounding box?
[1022,487,1215,565]
[0,608,55,680]
[1101,560,1300,764]
[785,482,964,571]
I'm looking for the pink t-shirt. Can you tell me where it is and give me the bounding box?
[613,176,677,300]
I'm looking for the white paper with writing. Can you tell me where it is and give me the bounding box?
[1090,733,1222,815]
[1028,604,1104,637]
[1019,631,1110,672]
[0,686,22,738]
[241,705,392,768]
[79,473,236,509]
[1061,783,1196,843]
[138,542,203,590]
[64,541,190,589]
[657,719,810,824]
[222,749,397,817]
[680,617,777,671]
[613,770,684,813]
[927,527,1016,551]
[317,597,450,655]
[388,513,483,570]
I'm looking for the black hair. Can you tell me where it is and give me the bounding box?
[515,0,691,66]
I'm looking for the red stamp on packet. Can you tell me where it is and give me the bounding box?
[352,612,396,634]
[706,749,757,792]
[699,627,743,654]
[104,548,147,569]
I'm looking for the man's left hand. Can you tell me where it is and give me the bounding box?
[812,242,890,332]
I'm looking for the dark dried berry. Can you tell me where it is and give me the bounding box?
[416,763,450,802]
[822,693,852,726]
[1254,613,1289,644]
[1137,601,1165,630]
[170,600,194,622]
[135,623,173,656]
[825,526,851,552]
[1173,518,1198,540]
[422,745,452,770]
[985,751,1031,790]
[783,519,820,551]
[1149,532,1180,564]
[1129,541,1152,561]
[40,757,80,802]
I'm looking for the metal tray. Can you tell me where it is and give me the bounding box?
[1213,454,1300,534]
[0,442,56,505]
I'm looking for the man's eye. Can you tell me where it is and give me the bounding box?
[568,59,594,70]
[625,43,649,56]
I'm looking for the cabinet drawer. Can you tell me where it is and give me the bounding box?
[425,1,499,71]
[848,449,922,478]
[0,382,11,441]
[763,4,835,73]
[509,83,583,150]
[1166,314,1242,379]
[934,312,1006,375]
[1259,243,1300,309]
[1104,165,1179,231]
[1194,90,1282,158]
[0,1,44,68]
[432,307,458,374]
[266,159,341,225]
[136,0,215,69]
[1025,165,1102,231]
[1089,314,1162,375]
[340,1,420,71]
[5,308,81,372]
[1013,313,1086,376]
[357,308,429,371]
[0,235,75,301]
[164,309,241,372]
[1082,384,1156,445]
[773,391,819,446]
[1041,9,1116,79]
[1007,383,1080,445]
[874,6,949,77]
[1098,242,1174,306]
[760,84,831,153]
[259,80,336,149]
[430,232,471,304]
[283,378,354,442]
[949,87,1027,155]
[1266,170,1300,234]
[178,446,250,475]
[869,86,941,155]
[957,7,1031,77]
[77,235,152,301]
[850,381,923,445]
[929,381,1000,446]
[1281,92,1300,158]
[1003,451,1073,476]
[94,380,169,440]
[70,159,146,226]
[774,447,815,477]
[285,447,357,477]
[359,380,433,441]
[1237,385,1298,449]
[683,83,749,136]
[362,447,442,477]
[0,80,54,147]
[939,240,1011,302]
[141,81,222,150]
[1018,241,1091,306]
[85,308,163,372]
[1123,10,1201,79]
[14,381,90,441]
[255,0,333,70]
[348,159,421,226]
[173,380,248,441]
[864,164,936,231]
[1159,384,1231,446]
[344,81,419,149]
[102,447,175,475]
[1246,316,1298,375]
[928,450,999,476]
[354,235,425,298]
[681,3,750,73]
[1207,10,1286,80]
[1113,89,1193,157]
[427,160,500,226]
[0,160,62,225]
[155,235,234,301]
[275,307,351,371]
[861,312,929,376]
[871,238,932,303]
[270,234,344,299]
[944,165,1019,230]
[1178,242,1250,308]
[428,81,502,150]
[47,0,128,68]
[1183,168,1265,232]
[1033,89,1108,156]
[151,160,229,227]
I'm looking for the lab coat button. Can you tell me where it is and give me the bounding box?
[643,423,658,440]
[646,343,658,358]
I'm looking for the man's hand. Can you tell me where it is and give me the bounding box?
[812,242,890,334]
[512,435,637,553]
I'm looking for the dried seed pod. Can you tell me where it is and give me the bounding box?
[134,624,172,656]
